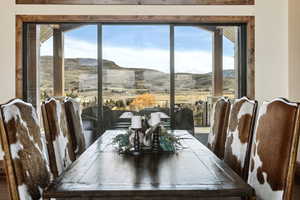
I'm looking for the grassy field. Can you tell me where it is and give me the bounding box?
[45,86,236,111]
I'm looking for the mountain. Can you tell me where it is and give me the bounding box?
[223,69,235,78]
[40,56,235,93]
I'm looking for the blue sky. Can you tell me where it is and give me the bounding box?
[41,25,235,73]
[64,25,234,56]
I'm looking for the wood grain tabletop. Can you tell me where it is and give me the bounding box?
[44,130,254,200]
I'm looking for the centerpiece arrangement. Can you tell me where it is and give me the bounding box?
[112,113,183,155]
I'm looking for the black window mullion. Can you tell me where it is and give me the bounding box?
[97,24,103,134]
[23,23,29,102]
[170,25,175,129]
[238,24,247,98]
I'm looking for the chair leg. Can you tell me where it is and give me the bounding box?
[241,195,256,200]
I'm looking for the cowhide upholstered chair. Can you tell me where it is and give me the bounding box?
[247,98,300,200]
[64,97,86,157]
[0,99,52,200]
[41,97,76,178]
[224,97,258,181]
[208,97,231,159]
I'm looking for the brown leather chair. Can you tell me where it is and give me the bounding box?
[224,97,258,181]
[208,97,231,159]
[247,98,300,200]
[64,97,86,157]
[0,99,52,200]
[41,97,76,177]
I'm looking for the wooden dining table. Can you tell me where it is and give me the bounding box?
[43,130,254,200]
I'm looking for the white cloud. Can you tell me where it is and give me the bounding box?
[40,36,234,74]
[41,36,97,59]
[40,37,53,56]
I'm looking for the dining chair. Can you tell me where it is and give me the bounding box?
[41,97,76,177]
[223,97,258,181]
[0,99,52,200]
[247,98,300,200]
[64,97,86,157]
[175,107,195,135]
[208,97,231,159]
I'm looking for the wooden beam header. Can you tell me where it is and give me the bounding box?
[16,0,254,5]
[17,15,254,24]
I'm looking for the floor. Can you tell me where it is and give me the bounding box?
[0,176,9,200]
[0,131,299,200]
[295,178,300,199]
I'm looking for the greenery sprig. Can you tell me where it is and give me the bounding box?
[112,124,184,154]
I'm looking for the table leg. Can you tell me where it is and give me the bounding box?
[241,193,256,200]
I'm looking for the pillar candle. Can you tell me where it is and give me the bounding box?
[131,116,142,129]
[150,113,161,126]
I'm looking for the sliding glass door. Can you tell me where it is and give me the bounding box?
[101,25,170,129]
[63,25,99,142]
[173,25,239,133]
[174,26,213,132]
[23,23,246,136]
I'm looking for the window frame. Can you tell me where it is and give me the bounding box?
[17,15,255,131]
[16,0,254,5]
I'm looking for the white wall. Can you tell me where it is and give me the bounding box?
[255,0,289,102]
[0,0,15,160]
[0,0,298,161]
[0,1,15,103]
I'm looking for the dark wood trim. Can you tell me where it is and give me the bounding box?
[16,0,255,5]
[246,17,255,99]
[16,16,23,99]
[15,15,255,100]
[27,24,40,107]
[17,15,254,24]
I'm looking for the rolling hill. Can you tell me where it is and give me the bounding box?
[40,56,235,93]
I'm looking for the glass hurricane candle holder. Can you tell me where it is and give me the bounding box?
[131,116,142,155]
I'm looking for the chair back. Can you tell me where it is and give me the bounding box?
[247,98,300,200]
[0,99,51,200]
[41,97,76,177]
[175,107,194,135]
[64,97,86,157]
[208,97,231,159]
[224,97,257,180]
